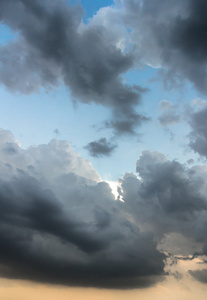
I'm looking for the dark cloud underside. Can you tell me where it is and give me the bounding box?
[0,130,166,289]
[1,129,207,287]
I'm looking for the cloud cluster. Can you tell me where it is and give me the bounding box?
[0,129,166,288]
[1,128,207,287]
[2,0,207,142]
[0,0,147,135]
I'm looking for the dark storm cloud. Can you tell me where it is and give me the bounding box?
[188,107,207,158]
[85,138,117,157]
[0,0,147,134]
[0,129,166,289]
[120,151,207,253]
[157,0,207,93]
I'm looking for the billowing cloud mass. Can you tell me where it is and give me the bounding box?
[119,151,207,282]
[85,138,117,157]
[1,129,207,287]
[122,151,207,244]
[0,129,166,289]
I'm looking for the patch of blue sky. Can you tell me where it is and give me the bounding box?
[0,84,111,150]
[124,66,200,117]
[0,24,16,45]
[67,0,114,21]
[80,0,114,19]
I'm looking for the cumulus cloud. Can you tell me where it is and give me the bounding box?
[0,129,166,289]
[85,138,117,157]
[120,150,207,257]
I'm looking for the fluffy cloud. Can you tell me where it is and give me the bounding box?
[0,129,166,288]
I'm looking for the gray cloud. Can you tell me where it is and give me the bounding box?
[94,0,207,94]
[0,0,147,135]
[189,107,207,158]
[137,0,207,93]
[189,269,207,284]
[0,129,166,289]
[120,151,207,257]
[2,130,207,287]
[2,0,207,113]
[85,138,117,157]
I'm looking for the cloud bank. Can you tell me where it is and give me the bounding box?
[0,129,166,289]
[1,129,207,287]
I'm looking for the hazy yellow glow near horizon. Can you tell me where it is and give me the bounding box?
[0,273,207,300]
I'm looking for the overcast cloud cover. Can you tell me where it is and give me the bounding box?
[1,0,207,291]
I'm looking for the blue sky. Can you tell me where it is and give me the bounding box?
[1,0,207,297]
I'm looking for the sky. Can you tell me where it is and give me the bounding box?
[1,0,207,299]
